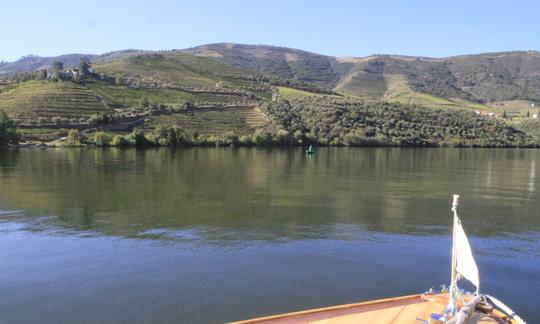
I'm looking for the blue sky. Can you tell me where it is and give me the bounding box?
[1,0,538,62]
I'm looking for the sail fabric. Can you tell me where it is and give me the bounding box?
[455,216,480,290]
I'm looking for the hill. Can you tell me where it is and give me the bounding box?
[184,44,540,104]
[182,43,340,88]
[1,44,540,146]
[0,50,145,76]
[4,44,540,105]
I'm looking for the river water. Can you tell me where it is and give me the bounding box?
[0,147,538,323]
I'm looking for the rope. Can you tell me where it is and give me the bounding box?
[484,294,527,324]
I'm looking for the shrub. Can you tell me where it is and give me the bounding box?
[140,97,150,108]
[0,111,19,145]
[93,132,112,146]
[111,134,130,147]
[220,131,239,146]
[115,75,124,85]
[129,128,151,146]
[65,130,81,146]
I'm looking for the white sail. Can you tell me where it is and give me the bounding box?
[455,215,480,291]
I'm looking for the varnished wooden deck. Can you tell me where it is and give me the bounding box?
[231,293,513,324]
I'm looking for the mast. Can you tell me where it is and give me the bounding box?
[446,194,460,316]
[451,194,459,286]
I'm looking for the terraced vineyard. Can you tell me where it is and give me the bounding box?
[93,53,261,90]
[86,81,248,108]
[145,106,268,135]
[0,81,109,122]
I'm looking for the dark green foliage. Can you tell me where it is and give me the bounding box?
[79,58,90,76]
[260,98,536,147]
[92,131,112,146]
[111,134,129,147]
[89,113,115,124]
[515,119,540,140]
[151,125,191,146]
[0,111,18,145]
[52,61,64,71]
[140,96,150,108]
[115,75,124,85]
[129,128,151,147]
[35,70,47,80]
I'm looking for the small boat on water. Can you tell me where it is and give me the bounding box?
[233,195,526,324]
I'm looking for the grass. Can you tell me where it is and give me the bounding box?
[487,100,539,116]
[17,127,74,142]
[384,74,493,112]
[0,80,109,122]
[276,86,327,100]
[334,70,387,99]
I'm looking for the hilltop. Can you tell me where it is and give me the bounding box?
[184,44,540,105]
[0,43,539,147]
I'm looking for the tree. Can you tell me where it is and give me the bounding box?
[140,97,150,108]
[92,131,111,146]
[0,111,19,145]
[52,61,64,71]
[527,110,530,118]
[502,110,507,118]
[115,75,124,85]
[79,57,90,76]
[66,130,81,146]
[35,70,47,80]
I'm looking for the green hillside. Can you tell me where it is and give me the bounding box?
[1,44,540,146]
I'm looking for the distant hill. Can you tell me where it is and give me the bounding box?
[0,50,145,76]
[183,44,540,103]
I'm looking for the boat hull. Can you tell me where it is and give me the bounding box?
[231,292,516,323]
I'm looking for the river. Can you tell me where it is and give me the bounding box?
[0,147,538,323]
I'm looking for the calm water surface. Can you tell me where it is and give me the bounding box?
[0,148,538,323]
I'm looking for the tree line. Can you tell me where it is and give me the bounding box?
[259,97,538,147]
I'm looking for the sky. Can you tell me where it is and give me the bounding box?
[1,0,539,62]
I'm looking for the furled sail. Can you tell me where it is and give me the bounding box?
[455,216,479,291]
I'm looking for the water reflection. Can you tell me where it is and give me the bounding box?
[1,148,539,323]
[1,147,539,239]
